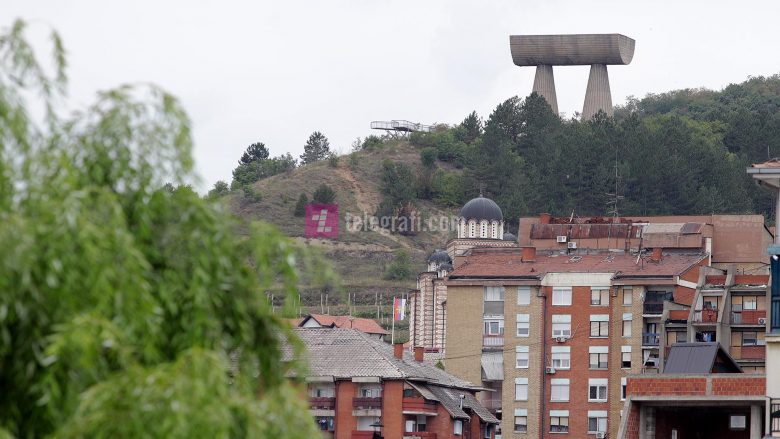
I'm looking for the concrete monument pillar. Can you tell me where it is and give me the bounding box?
[582,64,613,119]
[532,64,558,114]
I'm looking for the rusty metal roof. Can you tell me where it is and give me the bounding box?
[663,342,742,374]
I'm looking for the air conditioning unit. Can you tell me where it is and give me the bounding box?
[596,432,607,439]
[556,235,568,243]
[555,336,568,343]
[567,241,577,249]
[758,317,767,325]
[545,367,556,374]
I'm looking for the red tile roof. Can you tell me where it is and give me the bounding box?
[448,248,705,280]
[303,314,389,335]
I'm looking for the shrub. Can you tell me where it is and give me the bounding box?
[312,184,336,204]
[294,193,308,217]
[420,147,437,168]
[384,249,412,280]
[328,153,339,168]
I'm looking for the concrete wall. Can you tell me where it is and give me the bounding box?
[444,285,484,385]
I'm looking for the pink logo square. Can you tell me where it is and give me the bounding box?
[305,204,339,238]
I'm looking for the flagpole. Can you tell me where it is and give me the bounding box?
[391,296,395,345]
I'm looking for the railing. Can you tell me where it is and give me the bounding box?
[403,432,437,439]
[642,332,660,346]
[693,308,718,323]
[481,398,502,410]
[732,309,766,325]
[771,399,780,435]
[643,303,664,315]
[641,366,659,374]
[309,397,335,409]
[402,397,437,414]
[550,426,569,433]
[741,346,766,360]
[483,334,504,347]
[353,397,382,409]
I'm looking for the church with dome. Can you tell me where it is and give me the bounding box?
[408,195,518,360]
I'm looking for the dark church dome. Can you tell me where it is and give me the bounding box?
[459,195,503,221]
[427,249,452,264]
[503,232,517,242]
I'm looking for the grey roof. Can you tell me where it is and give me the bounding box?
[459,196,503,221]
[289,328,478,389]
[428,249,452,264]
[663,342,742,374]
[427,386,499,424]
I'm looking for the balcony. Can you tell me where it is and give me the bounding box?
[643,303,664,315]
[310,397,335,410]
[731,310,766,325]
[402,397,437,415]
[353,397,382,409]
[403,433,437,439]
[483,334,504,347]
[740,345,766,360]
[481,398,502,411]
[642,332,660,346]
[693,308,718,323]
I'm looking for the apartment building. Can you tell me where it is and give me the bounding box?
[288,328,499,439]
[444,246,706,439]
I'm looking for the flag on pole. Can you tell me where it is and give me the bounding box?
[393,297,406,321]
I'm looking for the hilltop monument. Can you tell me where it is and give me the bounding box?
[509,33,635,119]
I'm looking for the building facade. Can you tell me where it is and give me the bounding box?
[444,247,707,438]
[289,328,499,439]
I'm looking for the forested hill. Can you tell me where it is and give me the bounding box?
[215,74,780,318]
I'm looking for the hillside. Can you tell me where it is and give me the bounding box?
[227,140,459,335]
[221,74,780,335]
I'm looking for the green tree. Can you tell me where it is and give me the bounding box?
[294,193,308,216]
[456,110,483,144]
[239,142,270,165]
[420,147,437,169]
[300,131,331,164]
[312,183,336,204]
[384,249,412,280]
[0,19,331,439]
[207,180,230,198]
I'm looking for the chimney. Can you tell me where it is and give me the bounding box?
[651,247,662,262]
[539,213,552,224]
[414,346,424,362]
[521,246,536,262]
[394,343,404,359]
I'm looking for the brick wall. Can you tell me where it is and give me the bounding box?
[624,401,640,439]
[382,380,404,438]
[444,285,484,385]
[627,375,765,397]
[335,380,355,439]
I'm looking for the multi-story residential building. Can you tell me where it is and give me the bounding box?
[747,158,780,436]
[444,246,707,439]
[658,270,768,373]
[287,328,499,439]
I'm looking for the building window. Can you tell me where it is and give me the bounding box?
[589,346,608,369]
[622,313,632,337]
[484,286,504,315]
[517,286,531,305]
[552,314,571,338]
[550,412,569,433]
[516,314,530,337]
[551,379,570,402]
[623,287,633,306]
[621,378,627,401]
[316,416,334,431]
[359,384,382,398]
[515,378,528,401]
[516,346,529,368]
[514,416,527,433]
[484,319,504,335]
[483,424,492,439]
[588,379,608,402]
[730,415,747,430]
[741,331,758,346]
[621,346,632,368]
[454,419,463,435]
[552,347,571,369]
[552,287,572,306]
[587,412,608,433]
[591,287,609,306]
[590,315,609,337]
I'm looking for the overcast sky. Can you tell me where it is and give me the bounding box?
[7,0,780,191]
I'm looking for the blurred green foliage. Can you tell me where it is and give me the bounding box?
[0,19,335,438]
